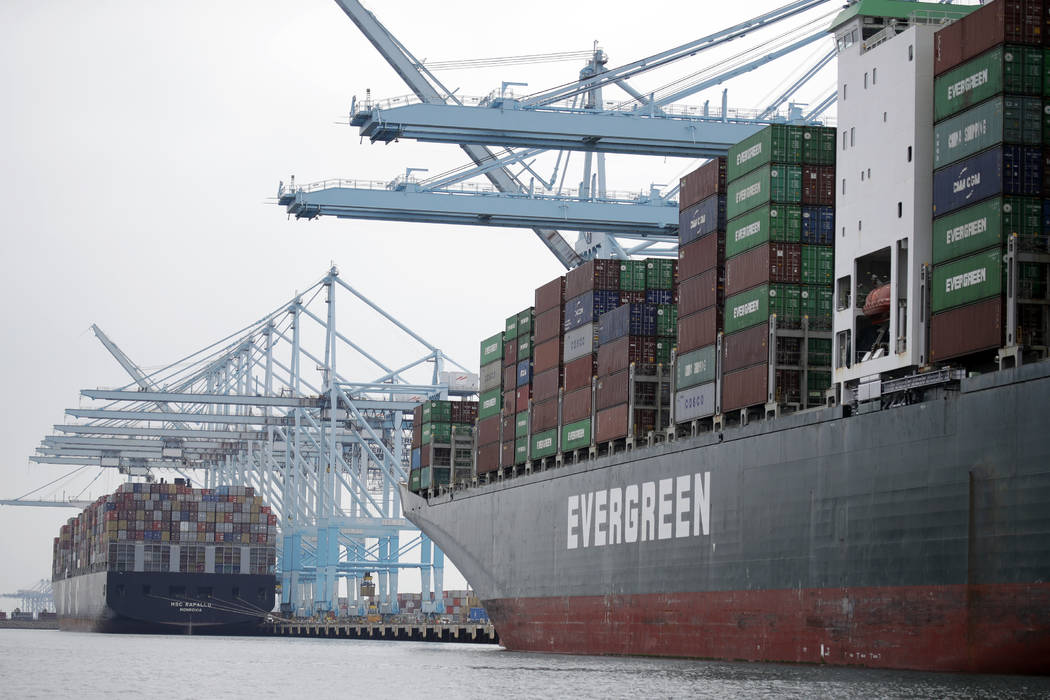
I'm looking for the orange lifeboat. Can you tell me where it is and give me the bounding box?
[863,284,891,324]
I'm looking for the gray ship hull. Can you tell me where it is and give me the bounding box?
[403,361,1050,673]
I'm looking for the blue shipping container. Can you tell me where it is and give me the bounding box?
[411,448,420,469]
[563,290,621,332]
[801,206,834,244]
[645,289,674,304]
[679,194,726,246]
[468,607,488,621]
[516,359,532,387]
[933,145,1044,218]
[597,303,657,345]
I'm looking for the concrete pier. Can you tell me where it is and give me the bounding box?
[264,621,499,645]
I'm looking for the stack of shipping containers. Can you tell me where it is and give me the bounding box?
[503,308,534,467]
[721,124,836,413]
[410,399,478,493]
[674,157,726,424]
[474,332,504,477]
[930,0,1049,361]
[529,277,566,466]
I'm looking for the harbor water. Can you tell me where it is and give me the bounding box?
[3,630,1049,699]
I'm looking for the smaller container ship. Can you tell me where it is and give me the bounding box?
[52,480,277,634]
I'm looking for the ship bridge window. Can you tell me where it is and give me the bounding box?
[908,44,914,61]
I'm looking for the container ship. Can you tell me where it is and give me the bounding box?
[401,0,1050,674]
[52,480,278,634]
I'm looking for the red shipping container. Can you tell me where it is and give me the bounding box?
[532,366,562,403]
[930,297,1004,362]
[420,445,432,467]
[678,232,725,281]
[476,443,500,474]
[502,364,516,389]
[801,165,835,206]
[595,404,629,442]
[596,336,657,376]
[935,0,1044,76]
[677,307,722,353]
[501,413,514,440]
[679,157,727,211]
[503,340,518,367]
[534,307,563,344]
[515,384,531,413]
[564,354,596,392]
[412,421,421,448]
[722,322,770,373]
[721,363,769,412]
[535,276,566,313]
[725,243,801,297]
[502,388,516,416]
[565,259,620,299]
[679,268,722,316]
[534,337,563,373]
[501,440,514,468]
[596,370,629,411]
[563,386,592,423]
[532,399,559,431]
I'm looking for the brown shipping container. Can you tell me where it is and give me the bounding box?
[503,341,518,367]
[534,337,563,373]
[679,157,727,210]
[929,297,1004,362]
[535,276,566,313]
[722,322,770,373]
[933,19,964,76]
[420,445,431,467]
[801,165,835,206]
[677,307,722,353]
[595,404,630,442]
[478,415,501,445]
[596,370,629,411]
[678,232,725,281]
[721,363,768,412]
[564,354,597,392]
[597,336,657,376]
[725,243,801,296]
[502,388,516,417]
[412,421,421,448]
[503,364,516,389]
[532,366,562,403]
[563,386,592,423]
[935,0,1045,76]
[565,259,620,299]
[515,384,531,413]
[532,399,559,431]
[679,268,722,316]
[501,413,514,437]
[476,443,500,474]
[534,307,563,344]
[501,440,514,468]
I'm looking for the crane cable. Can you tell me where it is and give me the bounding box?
[422,50,594,71]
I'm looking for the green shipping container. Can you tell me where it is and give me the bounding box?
[655,339,673,366]
[478,388,502,420]
[421,422,469,445]
[531,429,558,459]
[726,164,803,220]
[800,286,833,329]
[807,371,832,404]
[656,304,678,337]
[769,284,801,327]
[676,345,717,390]
[726,124,803,182]
[934,46,1043,121]
[420,466,431,490]
[933,96,1042,169]
[725,204,802,258]
[933,197,1003,264]
[646,259,676,290]
[517,308,534,337]
[800,246,834,286]
[724,284,770,335]
[807,337,832,367]
[515,411,529,438]
[1019,262,1048,299]
[421,400,452,423]
[620,260,647,291]
[514,437,528,465]
[505,314,519,338]
[561,419,592,451]
[432,467,451,487]
[480,332,504,366]
[801,126,836,165]
[409,468,421,492]
[931,248,1004,313]
[517,336,534,359]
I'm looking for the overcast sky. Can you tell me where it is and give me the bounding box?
[0,0,909,607]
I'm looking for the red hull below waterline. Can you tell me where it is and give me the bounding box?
[485,583,1050,674]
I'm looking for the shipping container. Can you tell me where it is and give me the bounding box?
[516,359,532,387]
[515,411,529,438]
[516,335,533,360]
[564,354,596,392]
[502,364,517,389]
[727,124,803,182]
[679,195,727,246]
[478,388,502,420]
[800,286,834,329]
[595,404,630,442]
[929,296,1004,361]
[502,388,516,416]
[532,399,559,432]
[725,203,802,258]
[679,157,726,210]
[646,259,677,290]
[561,418,592,451]
[565,259,620,299]
[800,245,835,286]
[534,336,563,373]
[721,363,768,412]
[514,437,528,465]
[676,345,717,389]
[675,382,716,422]
[564,290,622,331]
[619,259,648,291]
[596,371,630,411]
[501,440,514,468]
[722,322,770,373]
[534,276,565,313]
[655,339,673,366]
[646,289,676,305]
[726,164,804,219]
[505,314,519,339]
[479,332,504,367]
[724,284,769,335]
[802,126,836,165]
[533,366,562,403]
[934,0,1043,77]
[931,247,1005,313]
[725,242,801,296]
[563,322,598,364]
[932,195,1029,263]
[503,339,518,368]
[621,290,647,305]
[934,45,1045,121]
[563,387,592,423]
[596,335,657,375]
[677,307,722,353]
[1019,261,1049,297]
[934,96,1043,169]
[476,443,499,475]
[656,304,677,337]
[515,384,531,413]
[534,306,563,343]
[531,429,558,459]
[598,303,657,344]
[800,205,834,245]
[678,232,725,280]
[422,400,452,423]
[801,165,835,206]
[932,144,1044,216]
[517,308,534,337]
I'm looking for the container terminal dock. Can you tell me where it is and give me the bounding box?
[6,0,1050,673]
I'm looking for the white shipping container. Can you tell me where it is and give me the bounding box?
[563,323,596,363]
[676,382,716,421]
